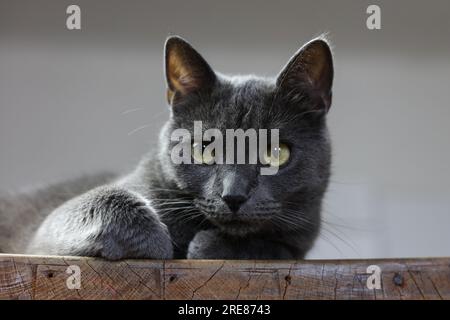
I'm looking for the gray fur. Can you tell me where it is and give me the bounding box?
[0,36,334,259]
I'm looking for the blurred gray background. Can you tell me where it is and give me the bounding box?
[1,0,449,258]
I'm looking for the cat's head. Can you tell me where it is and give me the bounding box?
[159,36,333,237]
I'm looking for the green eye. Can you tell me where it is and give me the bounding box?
[192,142,215,164]
[262,143,290,167]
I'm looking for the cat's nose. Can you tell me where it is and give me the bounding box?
[222,194,248,213]
[221,168,252,213]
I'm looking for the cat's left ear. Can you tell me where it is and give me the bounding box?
[165,36,216,105]
[276,38,334,112]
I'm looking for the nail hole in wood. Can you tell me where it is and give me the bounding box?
[393,273,403,286]
[284,275,292,284]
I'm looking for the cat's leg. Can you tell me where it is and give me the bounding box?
[187,229,303,259]
[26,185,173,260]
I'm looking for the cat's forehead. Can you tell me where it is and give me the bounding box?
[208,76,276,129]
[224,74,274,100]
[229,77,273,106]
[173,75,300,132]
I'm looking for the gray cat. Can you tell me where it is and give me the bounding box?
[0,36,334,259]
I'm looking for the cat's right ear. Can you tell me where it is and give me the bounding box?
[165,36,216,105]
[276,37,334,113]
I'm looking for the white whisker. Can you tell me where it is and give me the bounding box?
[127,124,153,136]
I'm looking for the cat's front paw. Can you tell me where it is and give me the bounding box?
[29,187,174,260]
[85,187,174,260]
[187,229,298,259]
[187,229,230,259]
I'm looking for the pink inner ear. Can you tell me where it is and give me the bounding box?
[167,51,195,94]
[165,37,216,98]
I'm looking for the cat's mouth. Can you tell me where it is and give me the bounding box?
[215,219,262,236]
[194,198,274,235]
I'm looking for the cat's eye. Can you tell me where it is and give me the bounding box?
[192,142,215,165]
[262,143,290,167]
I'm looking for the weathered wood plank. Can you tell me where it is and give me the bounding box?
[0,254,449,300]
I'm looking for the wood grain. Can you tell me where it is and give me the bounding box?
[0,254,449,300]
